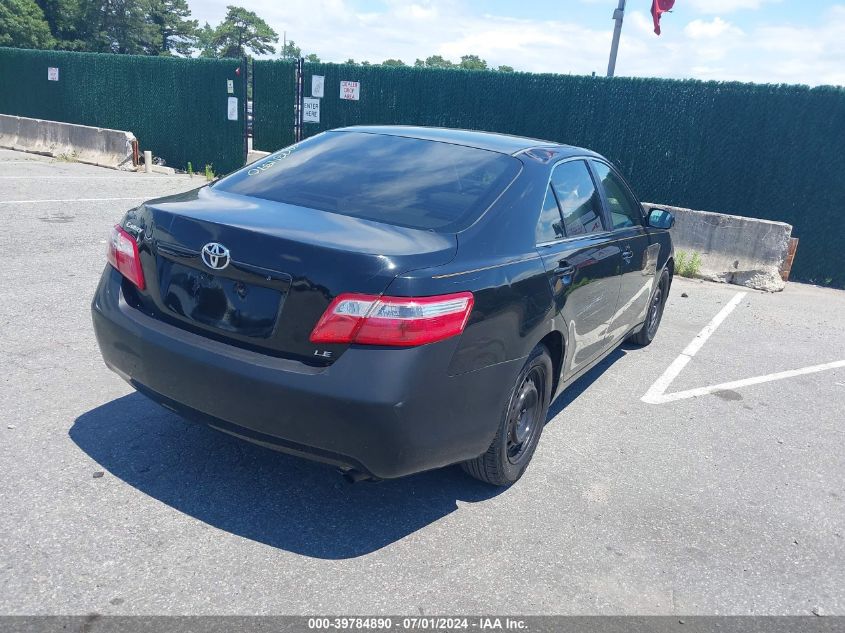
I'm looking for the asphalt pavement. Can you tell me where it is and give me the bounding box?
[1,149,843,615]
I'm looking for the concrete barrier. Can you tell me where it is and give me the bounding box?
[0,114,136,170]
[644,202,793,292]
[247,149,270,164]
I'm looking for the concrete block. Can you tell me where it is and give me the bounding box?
[0,114,136,170]
[644,202,793,292]
[138,164,176,175]
[247,149,270,164]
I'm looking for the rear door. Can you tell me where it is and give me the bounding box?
[590,160,660,343]
[535,159,622,379]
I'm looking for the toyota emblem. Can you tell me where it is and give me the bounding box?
[201,242,231,270]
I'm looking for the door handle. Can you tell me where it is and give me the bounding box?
[621,246,634,262]
[554,260,576,278]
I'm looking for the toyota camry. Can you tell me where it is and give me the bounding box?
[92,126,675,485]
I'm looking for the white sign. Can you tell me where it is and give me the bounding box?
[303,97,320,123]
[47,67,59,81]
[312,75,324,98]
[227,97,238,121]
[227,79,234,94]
[340,80,360,101]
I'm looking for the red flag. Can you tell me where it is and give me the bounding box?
[651,0,675,35]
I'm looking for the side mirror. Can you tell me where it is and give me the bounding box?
[647,208,675,230]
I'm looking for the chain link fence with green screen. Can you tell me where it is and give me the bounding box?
[0,47,246,174]
[252,60,297,152]
[251,61,845,287]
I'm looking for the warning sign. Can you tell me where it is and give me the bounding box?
[340,80,360,101]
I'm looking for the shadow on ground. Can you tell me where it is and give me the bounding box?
[70,392,502,559]
[70,345,629,559]
[547,345,628,420]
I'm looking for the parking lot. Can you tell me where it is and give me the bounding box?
[1,148,843,615]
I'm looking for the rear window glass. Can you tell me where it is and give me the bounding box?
[215,131,522,232]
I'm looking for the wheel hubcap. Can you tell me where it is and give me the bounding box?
[506,366,546,464]
[647,283,664,336]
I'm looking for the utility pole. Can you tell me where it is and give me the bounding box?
[607,0,626,77]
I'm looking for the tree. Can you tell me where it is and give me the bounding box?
[205,5,278,58]
[423,54,454,69]
[497,65,514,72]
[381,58,405,67]
[35,0,84,48]
[280,38,300,59]
[84,0,152,54]
[412,54,496,71]
[0,0,54,48]
[344,58,356,65]
[144,0,197,56]
[459,54,487,70]
[196,22,217,56]
[304,52,320,63]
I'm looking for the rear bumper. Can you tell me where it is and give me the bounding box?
[91,268,522,479]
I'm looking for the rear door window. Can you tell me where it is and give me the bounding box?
[591,161,643,229]
[550,160,605,236]
[215,131,522,232]
[536,185,565,243]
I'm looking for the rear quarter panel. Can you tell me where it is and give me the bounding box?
[385,158,561,377]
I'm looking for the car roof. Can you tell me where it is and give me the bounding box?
[333,125,599,159]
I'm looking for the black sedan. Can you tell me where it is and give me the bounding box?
[92,126,675,486]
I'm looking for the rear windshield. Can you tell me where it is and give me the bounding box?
[215,131,522,232]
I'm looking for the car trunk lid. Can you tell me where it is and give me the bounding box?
[121,186,458,363]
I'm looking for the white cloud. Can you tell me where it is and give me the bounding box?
[684,17,744,39]
[686,0,781,14]
[188,0,845,86]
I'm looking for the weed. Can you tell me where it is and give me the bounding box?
[675,250,703,278]
[687,251,702,277]
[675,250,688,275]
[55,151,78,162]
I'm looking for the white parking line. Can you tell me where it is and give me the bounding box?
[642,291,845,403]
[650,361,845,404]
[0,197,146,204]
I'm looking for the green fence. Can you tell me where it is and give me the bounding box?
[252,62,845,287]
[0,47,246,174]
[252,60,296,151]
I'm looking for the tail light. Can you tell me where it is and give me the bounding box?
[310,292,474,347]
[107,224,146,290]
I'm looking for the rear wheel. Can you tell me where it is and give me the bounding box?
[461,344,552,486]
[629,267,670,347]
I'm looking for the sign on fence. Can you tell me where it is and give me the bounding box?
[312,75,324,98]
[227,96,238,121]
[340,80,360,101]
[47,67,59,81]
[303,97,320,123]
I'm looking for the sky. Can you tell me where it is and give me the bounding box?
[189,0,845,86]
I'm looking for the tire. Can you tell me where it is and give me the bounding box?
[629,267,670,347]
[461,344,553,486]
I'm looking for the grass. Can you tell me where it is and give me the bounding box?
[204,164,215,181]
[675,250,702,278]
[187,161,193,177]
[55,151,79,162]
